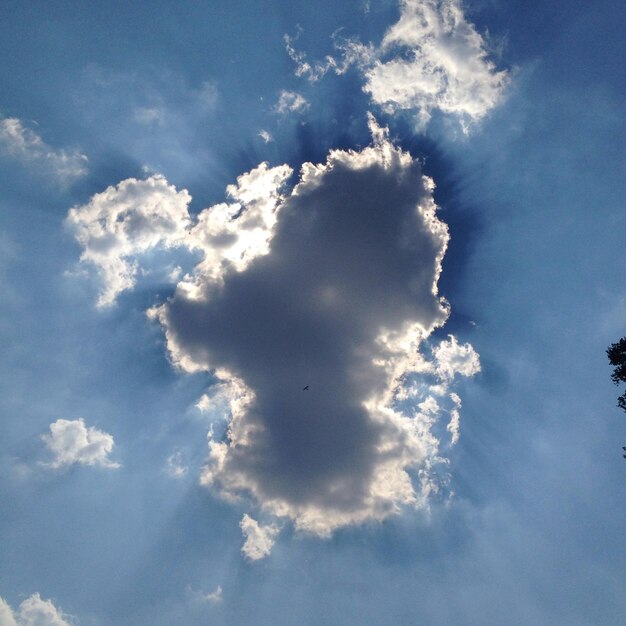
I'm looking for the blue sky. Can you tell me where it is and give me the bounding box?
[1,1,625,624]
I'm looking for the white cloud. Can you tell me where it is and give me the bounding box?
[364,0,509,130]
[68,163,292,308]
[258,129,273,143]
[0,593,72,626]
[66,175,192,307]
[284,29,374,83]
[285,0,508,131]
[42,418,120,470]
[240,514,280,561]
[434,335,481,380]
[0,117,87,182]
[273,90,309,114]
[0,598,17,626]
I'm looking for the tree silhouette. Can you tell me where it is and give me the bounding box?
[607,337,626,413]
[607,337,626,459]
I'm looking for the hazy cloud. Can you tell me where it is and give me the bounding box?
[273,90,309,114]
[165,449,188,478]
[185,584,222,605]
[0,117,87,182]
[0,593,72,626]
[42,418,120,469]
[240,514,280,561]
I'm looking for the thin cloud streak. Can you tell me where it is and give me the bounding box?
[0,117,88,183]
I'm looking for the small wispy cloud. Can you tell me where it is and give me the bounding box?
[134,106,164,125]
[42,418,120,469]
[0,117,88,183]
[185,584,223,605]
[258,129,273,143]
[165,449,188,478]
[273,90,309,114]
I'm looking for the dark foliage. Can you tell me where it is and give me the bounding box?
[607,337,626,413]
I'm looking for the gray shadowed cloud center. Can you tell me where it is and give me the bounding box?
[69,119,479,536]
[156,127,451,528]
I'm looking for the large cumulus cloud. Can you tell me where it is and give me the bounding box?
[147,118,477,535]
[69,117,479,539]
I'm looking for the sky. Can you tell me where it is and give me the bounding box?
[0,1,625,624]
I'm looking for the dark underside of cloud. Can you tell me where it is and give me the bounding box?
[154,128,456,533]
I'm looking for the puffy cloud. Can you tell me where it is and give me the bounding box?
[0,117,87,182]
[285,0,508,131]
[240,514,280,561]
[0,593,72,626]
[148,117,477,535]
[181,162,293,299]
[42,418,120,469]
[67,163,292,308]
[364,0,509,130]
[70,117,479,536]
[273,90,309,114]
[66,175,192,307]
[433,335,481,380]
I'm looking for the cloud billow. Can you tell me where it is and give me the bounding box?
[69,117,480,539]
[286,0,509,132]
[0,593,72,626]
[149,119,475,535]
[42,418,120,470]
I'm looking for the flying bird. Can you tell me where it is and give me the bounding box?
[303,385,309,391]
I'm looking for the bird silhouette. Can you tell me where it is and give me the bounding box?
[303,385,309,391]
